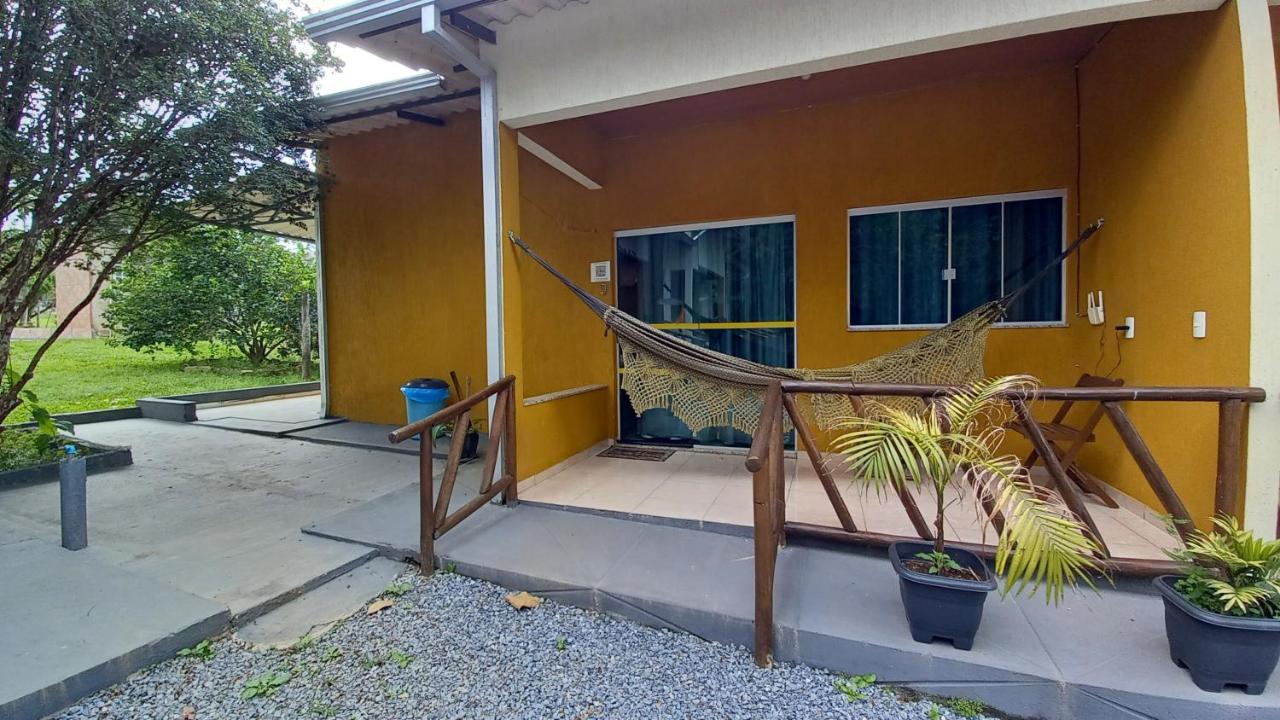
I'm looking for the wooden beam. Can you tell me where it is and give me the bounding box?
[396,109,445,126]
[783,393,857,532]
[1013,398,1110,558]
[1102,402,1196,542]
[324,87,481,126]
[445,11,496,44]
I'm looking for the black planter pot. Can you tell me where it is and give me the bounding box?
[1154,575,1280,695]
[888,541,997,651]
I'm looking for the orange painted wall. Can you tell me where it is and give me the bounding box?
[600,65,1082,389]
[515,9,1254,524]
[321,113,487,426]
[502,126,616,477]
[1075,7,1252,524]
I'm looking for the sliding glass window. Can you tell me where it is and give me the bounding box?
[848,191,1065,329]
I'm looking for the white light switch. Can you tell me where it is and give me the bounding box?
[1193,311,1207,339]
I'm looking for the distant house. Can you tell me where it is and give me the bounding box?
[53,257,109,339]
[301,0,1280,539]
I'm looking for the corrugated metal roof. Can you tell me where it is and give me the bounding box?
[303,1,585,135]
[317,72,479,136]
[467,0,585,26]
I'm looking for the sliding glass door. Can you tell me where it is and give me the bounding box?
[615,217,795,447]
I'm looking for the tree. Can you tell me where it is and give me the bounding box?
[105,227,314,366]
[0,0,332,421]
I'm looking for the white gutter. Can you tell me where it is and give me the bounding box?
[421,2,505,400]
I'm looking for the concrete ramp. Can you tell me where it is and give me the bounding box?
[0,539,228,720]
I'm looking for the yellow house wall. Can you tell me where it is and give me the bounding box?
[514,9,1253,524]
[1075,7,1252,524]
[321,114,487,426]
[502,125,617,477]
[317,10,1256,522]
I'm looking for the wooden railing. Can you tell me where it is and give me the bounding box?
[389,375,517,570]
[746,379,1265,667]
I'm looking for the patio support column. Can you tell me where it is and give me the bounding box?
[1238,0,1280,538]
[313,150,332,418]
[423,1,504,392]
[423,1,522,478]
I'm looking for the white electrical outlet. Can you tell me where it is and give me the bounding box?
[1124,316,1135,340]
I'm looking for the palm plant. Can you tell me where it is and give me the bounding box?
[832,375,1103,602]
[1167,515,1280,618]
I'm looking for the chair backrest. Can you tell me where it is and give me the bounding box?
[1049,373,1124,423]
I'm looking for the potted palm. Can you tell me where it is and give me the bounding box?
[1157,515,1280,694]
[833,375,1103,650]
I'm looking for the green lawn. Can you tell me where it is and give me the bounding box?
[7,338,307,422]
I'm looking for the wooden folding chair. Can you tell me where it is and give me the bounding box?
[1008,373,1123,508]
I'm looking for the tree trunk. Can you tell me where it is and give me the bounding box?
[300,293,312,381]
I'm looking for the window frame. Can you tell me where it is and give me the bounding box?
[846,189,1068,332]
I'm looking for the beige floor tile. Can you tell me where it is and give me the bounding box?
[647,479,725,504]
[703,494,753,526]
[573,485,654,514]
[786,492,841,526]
[634,495,709,521]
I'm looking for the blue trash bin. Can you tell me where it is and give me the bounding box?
[401,378,450,433]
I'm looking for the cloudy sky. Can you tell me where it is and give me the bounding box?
[290,0,420,95]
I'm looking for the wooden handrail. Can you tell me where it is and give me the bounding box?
[746,379,1265,668]
[778,380,1266,403]
[388,375,515,443]
[386,375,518,572]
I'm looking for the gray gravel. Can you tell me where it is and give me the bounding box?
[55,571,997,720]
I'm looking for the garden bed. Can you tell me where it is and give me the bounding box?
[0,429,132,489]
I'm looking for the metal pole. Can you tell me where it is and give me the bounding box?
[59,445,87,550]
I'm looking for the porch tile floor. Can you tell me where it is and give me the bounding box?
[521,447,1180,561]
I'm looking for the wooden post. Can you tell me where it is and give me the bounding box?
[419,430,436,572]
[771,400,786,546]
[502,378,518,504]
[752,444,777,667]
[1214,399,1245,520]
[1102,402,1196,542]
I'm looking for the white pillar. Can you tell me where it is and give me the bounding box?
[423,1,504,397]
[1239,0,1280,537]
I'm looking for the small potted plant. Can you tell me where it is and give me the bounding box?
[1156,515,1280,694]
[834,375,1103,650]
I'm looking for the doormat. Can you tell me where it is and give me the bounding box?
[597,445,675,462]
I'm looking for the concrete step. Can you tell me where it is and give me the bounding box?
[234,556,408,649]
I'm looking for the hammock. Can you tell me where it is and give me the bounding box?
[510,219,1102,434]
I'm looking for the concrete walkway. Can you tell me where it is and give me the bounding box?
[305,496,1280,720]
[0,418,434,719]
[193,394,342,436]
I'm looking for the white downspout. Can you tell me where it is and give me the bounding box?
[422,1,504,400]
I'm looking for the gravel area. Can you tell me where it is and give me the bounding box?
[56,571,999,720]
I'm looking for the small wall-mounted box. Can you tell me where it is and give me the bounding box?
[590,261,611,283]
[1193,310,1207,339]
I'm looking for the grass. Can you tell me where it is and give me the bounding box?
[7,338,306,422]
